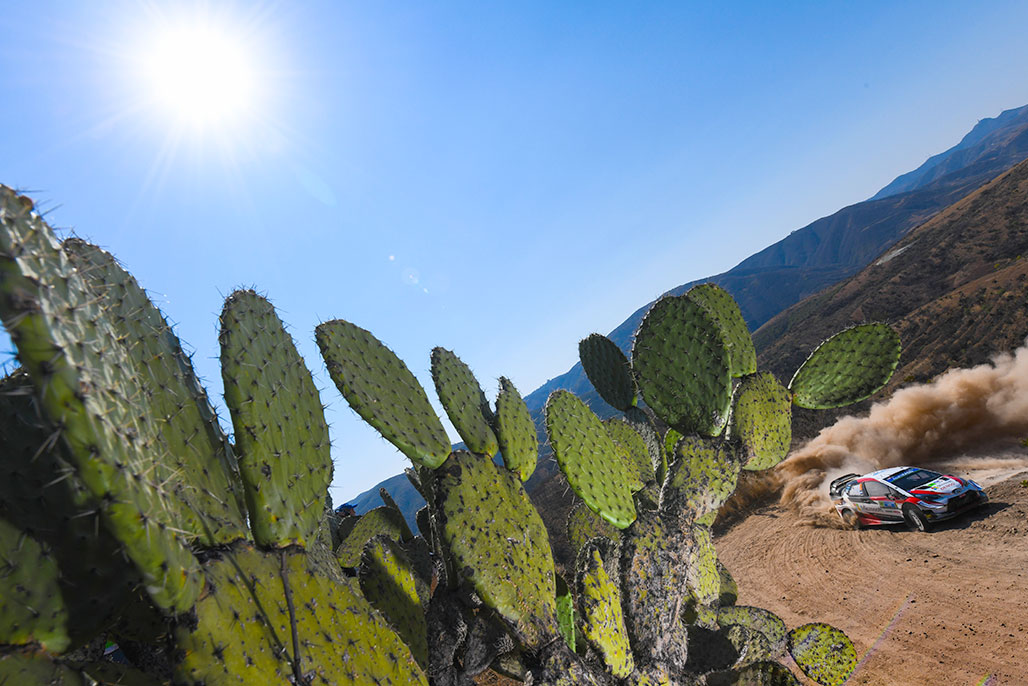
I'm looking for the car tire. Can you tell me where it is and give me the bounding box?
[841,509,861,530]
[903,505,930,532]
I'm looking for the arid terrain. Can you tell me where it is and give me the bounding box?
[717,458,1028,685]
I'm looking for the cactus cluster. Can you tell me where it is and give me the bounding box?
[0,185,901,685]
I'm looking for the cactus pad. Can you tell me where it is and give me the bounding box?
[577,543,634,678]
[789,323,901,410]
[718,606,787,656]
[220,290,332,549]
[494,377,538,481]
[786,623,857,686]
[0,517,70,652]
[555,573,576,652]
[578,333,637,411]
[430,347,498,456]
[65,240,249,547]
[661,436,739,522]
[359,535,429,669]
[604,418,653,490]
[0,187,201,612]
[317,319,450,469]
[434,451,556,649]
[730,373,792,471]
[718,560,739,606]
[725,625,775,667]
[686,524,720,606]
[685,284,757,377]
[632,294,733,436]
[0,654,88,685]
[336,506,412,568]
[566,501,620,556]
[176,544,427,685]
[544,390,637,529]
[726,661,800,686]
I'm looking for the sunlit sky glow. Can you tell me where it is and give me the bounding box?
[2,1,1028,503]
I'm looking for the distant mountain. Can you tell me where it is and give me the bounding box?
[755,156,1028,435]
[870,104,1028,201]
[348,103,1028,529]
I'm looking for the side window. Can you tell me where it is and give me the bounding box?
[847,482,867,497]
[865,481,891,497]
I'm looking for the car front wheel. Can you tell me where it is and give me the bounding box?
[903,505,930,532]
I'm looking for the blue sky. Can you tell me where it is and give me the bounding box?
[2,1,1028,503]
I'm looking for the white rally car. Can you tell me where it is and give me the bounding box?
[829,466,988,531]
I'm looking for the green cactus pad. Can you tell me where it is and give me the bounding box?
[786,623,857,686]
[0,517,70,652]
[430,347,498,457]
[623,406,663,480]
[544,390,637,529]
[632,294,733,436]
[566,501,620,556]
[0,654,88,685]
[685,284,757,378]
[176,544,427,686]
[730,373,792,471]
[725,625,775,667]
[718,560,739,606]
[434,451,557,649]
[718,606,788,655]
[317,319,450,469]
[604,418,653,490]
[662,429,682,470]
[686,524,721,606]
[336,506,412,568]
[555,573,576,652]
[78,660,168,686]
[359,535,429,669]
[727,661,801,686]
[65,240,249,547]
[219,290,332,549]
[0,188,201,613]
[0,371,141,650]
[577,543,634,678]
[494,377,538,481]
[789,323,901,410]
[578,333,637,411]
[661,436,739,522]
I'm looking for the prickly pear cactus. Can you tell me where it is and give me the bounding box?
[544,390,637,529]
[431,347,498,457]
[359,535,429,670]
[578,333,637,411]
[0,187,201,612]
[220,289,332,549]
[577,542,633,678]
[789,322,901,409]
[632,294,733,436]
[494,376,538,482]
[433,451,557,649]
[729,372,792,471]
[603,418,653,491]
[335,506,412,568]
[317,319,451,469]
[661,436,739,523]
[786,623,857,686]
[685,284,757,378]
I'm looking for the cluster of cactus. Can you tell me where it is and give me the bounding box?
[0,185,901,685]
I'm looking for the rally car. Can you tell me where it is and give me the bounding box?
[829,466,988,531]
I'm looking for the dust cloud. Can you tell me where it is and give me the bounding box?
[774,343,1028,525]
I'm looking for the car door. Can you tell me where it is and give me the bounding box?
[845,481,872,516]
[864,480,904,521]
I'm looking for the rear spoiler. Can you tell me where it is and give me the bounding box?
[829,473,861,497]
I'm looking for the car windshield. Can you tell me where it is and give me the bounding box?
[885,468,942,491]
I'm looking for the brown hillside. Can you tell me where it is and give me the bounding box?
[755,156,1028,436]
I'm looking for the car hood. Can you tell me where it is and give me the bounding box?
[910,476,963,496]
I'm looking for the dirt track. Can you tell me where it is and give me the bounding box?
[716,464,1028,685]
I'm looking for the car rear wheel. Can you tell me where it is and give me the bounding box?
[841,509,861,530]
[903,505,930,532]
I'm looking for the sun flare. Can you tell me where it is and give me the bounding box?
[139,19,258,131]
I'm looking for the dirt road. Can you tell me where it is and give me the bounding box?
[716,464,1028,685]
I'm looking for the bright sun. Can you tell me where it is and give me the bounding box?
[140,20,257,130]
